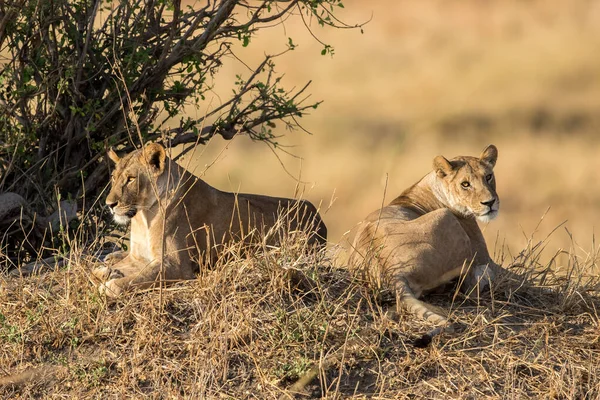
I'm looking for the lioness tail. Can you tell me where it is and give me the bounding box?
[395,279,454,347]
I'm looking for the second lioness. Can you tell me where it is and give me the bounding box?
[93,143,327,297]
[348,145,501,343]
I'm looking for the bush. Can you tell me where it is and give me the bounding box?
[0,0,361,261]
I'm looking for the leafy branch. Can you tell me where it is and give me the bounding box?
[0,0,364,259]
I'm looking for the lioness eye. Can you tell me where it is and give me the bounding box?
[486,174,493,181]
[461,181,470,188]
[126,176,135,184]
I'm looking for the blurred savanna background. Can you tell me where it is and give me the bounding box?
[179,0,600,264]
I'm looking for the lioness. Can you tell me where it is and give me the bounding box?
[92,143,327,297]
[348,144,501,345]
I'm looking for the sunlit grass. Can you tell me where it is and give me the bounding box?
[1,219,599,398]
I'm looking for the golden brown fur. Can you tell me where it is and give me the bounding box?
[348,145,501,344]
[92,143,326,297]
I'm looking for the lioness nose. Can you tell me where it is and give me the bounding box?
[107,201,118,209]
[481,199,495,208]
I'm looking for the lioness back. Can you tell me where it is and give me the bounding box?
[94,143,327,298]
[230,192,327,247]
[348,145,501,345]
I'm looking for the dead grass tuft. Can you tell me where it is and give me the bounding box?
[1,220,599,399]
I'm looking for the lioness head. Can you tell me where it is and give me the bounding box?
[105,143,168,224]
[433,144,499,223]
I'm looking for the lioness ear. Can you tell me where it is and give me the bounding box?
[107,147,120,164]
[143,143,166,174]
[480,144,498,167]
[433,155,454,178]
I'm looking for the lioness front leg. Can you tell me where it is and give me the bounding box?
[98,257,194,298]
[98,260,160,298]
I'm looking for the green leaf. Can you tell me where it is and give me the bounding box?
[288,37,296,50]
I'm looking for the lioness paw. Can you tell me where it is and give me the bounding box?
[104,251,127,265]
[92,266,111,281]
[99,279,123,298]
[108,269,124,280]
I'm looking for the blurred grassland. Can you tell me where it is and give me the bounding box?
[178,0,600,261]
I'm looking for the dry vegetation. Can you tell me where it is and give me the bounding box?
[2,0,600,398]
[1,225,600,398]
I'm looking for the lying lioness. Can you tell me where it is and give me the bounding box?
[348,144,501,345]
[92,143,327,297]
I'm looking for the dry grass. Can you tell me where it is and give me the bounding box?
[1,220,599,398]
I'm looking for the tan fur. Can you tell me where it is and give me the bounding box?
[93,143,327,298]
[348,145,501,337]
